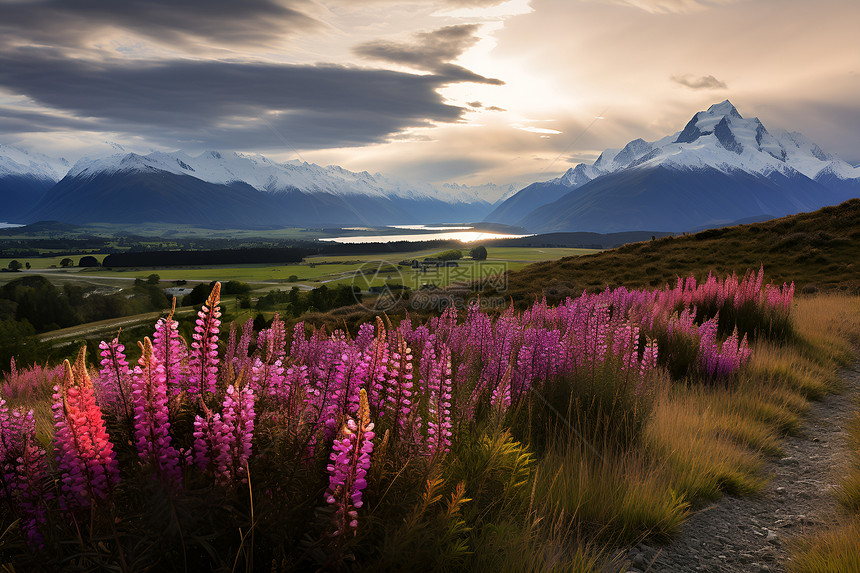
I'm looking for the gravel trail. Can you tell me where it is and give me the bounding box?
[624,358,859,573]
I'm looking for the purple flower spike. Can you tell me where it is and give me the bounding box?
[52,349,120,512]
[152,298,188,396]
[325,388,375,537]
[188,282,222,395]
[1,401,52,548]
[132,337,182,488]
[221,384,255,484]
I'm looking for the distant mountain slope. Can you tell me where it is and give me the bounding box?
[520,166,838,233]
[494,198,860,306]
[0,145,69,223]
[27,170,494,227]
[0,174,57,222]
[9,148,508,226]
[484,163,601,225]
[497,101,860,232]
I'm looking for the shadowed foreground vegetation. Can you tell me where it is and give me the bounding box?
[1,273,858,571]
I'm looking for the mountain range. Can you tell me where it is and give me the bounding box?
[2,100,858,232]
[486,100,860,232]
[0,147,516,227]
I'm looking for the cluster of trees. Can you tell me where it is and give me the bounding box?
[0,276,171,365]
[255,284,360,316]
[182,280,252,307]
[102,248,313,268]
[470,245,488,260]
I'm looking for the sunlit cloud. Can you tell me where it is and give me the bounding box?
[671,73,728,90]
[0,0,858,183]
[512,125,563,135]
[582,0,743,14]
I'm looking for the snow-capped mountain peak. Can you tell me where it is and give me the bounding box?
[558,100,859,180]
[0,144,69,180]
[64,149,509,204]
[486,100,860,231]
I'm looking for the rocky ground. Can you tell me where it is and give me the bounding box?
[623,358,859,573]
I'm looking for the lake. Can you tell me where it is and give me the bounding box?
[319,225,530,244]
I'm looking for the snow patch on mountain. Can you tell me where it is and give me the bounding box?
[66,150,507,204]
[0,144,69,180]
[546,100,860,184]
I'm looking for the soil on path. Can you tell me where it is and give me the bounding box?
[624,358,859,573]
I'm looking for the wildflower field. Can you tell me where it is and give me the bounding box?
[4,264,851,572]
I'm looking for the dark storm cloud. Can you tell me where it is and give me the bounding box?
[354,25,503,85]
[671,73,728,90]
[0,48,467,149]
[0,0,320,50]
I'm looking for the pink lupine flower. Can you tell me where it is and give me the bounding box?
[192,401,231,483]
[490,368,511,414]
[97,337,133,421]
[363,317,389,413]
[0,401,52,548]
[250,355,286,399]
[188,282,222,395]
[635,340,659,397]
[426,346,453,455]
[221,384,255,484]
[325,389,375,537]
[385,333,413,440]
[52,349,120,511]
[152,298,188,396]
[132,338,182,487]
[354,322,375,351]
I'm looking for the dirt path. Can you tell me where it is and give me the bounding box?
[624,358,859,573]
[38,309,195,342]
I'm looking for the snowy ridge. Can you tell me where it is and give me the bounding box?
[0,144,69,180]
[66,150,506,203]
[542,100,859,191]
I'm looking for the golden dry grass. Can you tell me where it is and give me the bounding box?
[787,294,860,572]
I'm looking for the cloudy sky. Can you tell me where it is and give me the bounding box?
[1,0,858,185]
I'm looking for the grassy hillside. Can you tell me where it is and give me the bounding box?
[495,199,860,307]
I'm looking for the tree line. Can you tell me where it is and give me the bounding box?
[102,247,314,267]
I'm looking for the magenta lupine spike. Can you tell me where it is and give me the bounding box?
[225,320,239,367]
[132,338,182,487]
[426,346,453,456]
[227,318,255,383]
[259,313,287,365]
[385,333,414,439]
[490,368,511,413]
[52,350,120,511]
[188,282,222,395]
[290,322,309,362]
[635,340,659,397]
[364,317,389,413]
[0,402,52,548]
[514,344,534,401]
[250,356,286,399]
[325,389,375,537]
[221,384,255,484]
[152,299,188,396]
[354,322,375,350]
[418,335,437,393]
[97,337,133,420]
[333,347,369,423]
[191,401,231,483]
